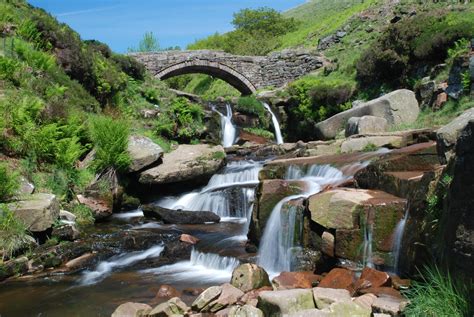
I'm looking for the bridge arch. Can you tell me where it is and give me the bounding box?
[155,60,257,95]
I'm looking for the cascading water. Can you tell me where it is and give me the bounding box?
[263,102,284,144]
[362,223,374,268]
[213,104,236,148]
[258,164,350,275]
[392,208,409,274]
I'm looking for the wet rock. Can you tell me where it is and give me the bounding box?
[341,135,405,153]
[354,267,391,292]
[0,256,29,281]
[77,194,112,220]
[8,193,60,232]
[64,252,96,270]
[127,135,164,173]
[59,210,76,223]
[313,287,351,309]
[52,223,80,241]
[208,283,245,312]
[317,268,355,292]
[148,297,189,317]
[359,287,403,299]
[183,288,205,296]
[111,302,152,317]
[353,293,377,310]
[139,144,226,185]
[192,286,222,312]
[238,130,269,145]
[257,289,315,316]
[372,296,408,316]
[231,264,271,293]
[315,89,419,140]
[155,285,181,299]
[436,107,474,163]
[239,286,273,307]
[142,204,220,224]
[345,116,388,137]
[321,231,335,257]
[180,234,200,245]
[390,276,410,290]
[228,305,264,317]
[272,272,322,290]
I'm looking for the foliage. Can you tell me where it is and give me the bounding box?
[243,127,274,139]
[128,31,160,52]
[211,151,226,160]
[0,163,20,202]
[361,142,378,152]
[111,54,146,81]
[236,96,269,128]
[88,116,131,173]
[0,205,33,260]
[404,266,470,317]
[70,204,95,225]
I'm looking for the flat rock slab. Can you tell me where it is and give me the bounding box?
[258,289,315,316]
[127,135,163,172]
[8,193,60,232]
[139,144,225,185]
[313,287,351,309]
[341,136,405,153]
[142,204,220,224]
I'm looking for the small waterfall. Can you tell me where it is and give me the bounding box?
[362,223,374,268]
[263,102,284,145]
[213,104,236,148]
[81,245,164,285]
[258,164,350,274]
[189,249,240,271]
[392,208,409,274]
[157,161,262,221]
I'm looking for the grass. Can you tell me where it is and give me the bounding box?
[0,205,34,260]
[404,265,471,317]
[0,163,20,202]
[243,127,274,139]
[69,204,95,226]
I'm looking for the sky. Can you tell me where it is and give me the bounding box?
[28,0,306,53]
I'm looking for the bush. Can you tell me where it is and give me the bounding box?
[0,205,33,260]
[88,116,131,173]
[70,204,95,226]
[404,266,470,317]
[0,163,19,202]
[111,54,146,81]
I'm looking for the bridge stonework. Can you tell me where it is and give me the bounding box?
[130,49,325,95]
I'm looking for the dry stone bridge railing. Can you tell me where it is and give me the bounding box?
[129,49,326,95]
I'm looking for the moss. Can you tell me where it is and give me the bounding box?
[211,151,226,160]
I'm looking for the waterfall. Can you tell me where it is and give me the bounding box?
[362,223,374,268]
[81,244,164,285]
[257,164,350,275]
[392,208,408,274]
[213,104,236,148]
[263,102,284,145]
[157,161,262,221]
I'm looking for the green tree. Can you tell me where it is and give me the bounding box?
[128,31,160,52]
[232,7,297,36]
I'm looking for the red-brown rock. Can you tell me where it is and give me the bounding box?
[355,267,391,292]
[318,268,356,293]
[239,286,273,307]
[391,275,411,290]
[272,272,322,290]
[155,284,181,299]
[183,288,205,296]
[359,287,403,299]
[180,234,200,245]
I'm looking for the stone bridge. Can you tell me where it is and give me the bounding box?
[130,49,325,95]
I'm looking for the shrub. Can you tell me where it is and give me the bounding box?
[88,116,131,173]
[111,54,146,81]
[0,205,33,260]
[0,163,19,202]
[404,266,470,317]
[70,204,95,225]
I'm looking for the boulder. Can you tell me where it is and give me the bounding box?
[341,136,405,153]
[155,285,181,299]
[139,144,226,185]
[142,204,220,224]
[257,289,315,316]
[372,296,408,316]
[312,287,351,309]
[436,107,474,163]
[354,267,391,292]
[239,286,273,307]
[208,283,245,313]
[17,176,35,196]
[8,193,60,232]
[353,293,377,310]
[228,305,264,317]
[192,286,222,312]
[59,210,76,223]
[359,287,403,299]
[148,297,189,317]
[272,272,322,290]
[180,234,200,245]
[51,223,80,241]
[416,79,436,108]
[321,231,335,257]
[345,116,388,137]
[127,135,164,172]
[77,195,112,220]
[64,253,96,270]
[317,268,355,292]
[327,301,371,317]
[231,264,271,293]
[315,89,419,140]
[111,302,152,317]
[0,256,29,281]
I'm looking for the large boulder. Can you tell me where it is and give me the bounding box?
[148,297,189,317]
[257,289,315,316]
[315,89,419,140]
[231,264,271,293]
[8,193,60,232]
[141,204,220,224]
[77,194,112,220]
[127,135,164,172]
[436,107,474,163]
[111,302,151,317]
[340,135,405,153]
[207,283,245,313]
[192,286,222,312]
[317,268,356,293]
[139,144,226,185]
[272,272,322,290]
[312,287,351,309]
[345,116,388,137]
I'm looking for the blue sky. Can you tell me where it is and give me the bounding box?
[28,0,306,53]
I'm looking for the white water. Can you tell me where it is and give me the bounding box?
[362,223,374,268]
[157,161,262,220]
[112,210,144,219]
[392,208,408,274]
[263,102,284,145]
[258,164,350,275]
[81,245,164,285]
[213,104,236,148]
[144,249,239,284]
